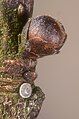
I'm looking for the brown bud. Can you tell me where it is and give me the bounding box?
[23,15,67,58]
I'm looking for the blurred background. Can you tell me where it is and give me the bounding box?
[33,0,79,119]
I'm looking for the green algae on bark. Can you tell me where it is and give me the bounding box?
[0,0,34,60]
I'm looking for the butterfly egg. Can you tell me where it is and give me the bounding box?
[19,83,32,98]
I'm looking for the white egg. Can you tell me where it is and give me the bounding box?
[19,83,32,98]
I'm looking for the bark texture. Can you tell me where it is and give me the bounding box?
[0,1,45,119]
[0,78,45,119]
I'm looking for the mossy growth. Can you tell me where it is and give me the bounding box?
[0,0,29,63]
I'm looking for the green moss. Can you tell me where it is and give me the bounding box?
[0,0,27,62]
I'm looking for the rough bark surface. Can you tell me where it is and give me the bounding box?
[0,0,45,119]
[0,78,45,119]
